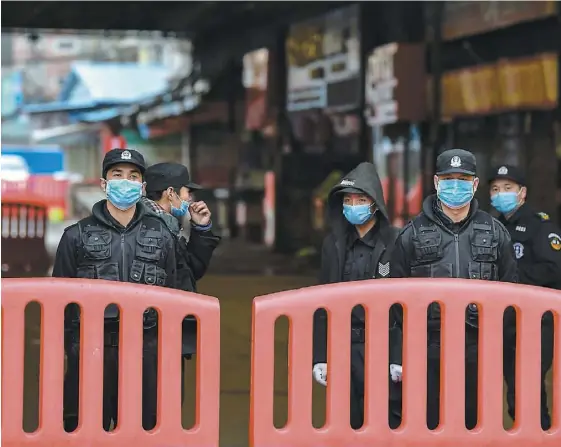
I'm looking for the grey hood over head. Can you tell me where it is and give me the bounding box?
[327,162,390,234]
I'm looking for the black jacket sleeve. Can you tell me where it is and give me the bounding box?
[52,225,79,278]
[495,219,519,283]
[390,226,413,279]
[518,222,561,288]
[313,237,331,365]
[163,230,178,288]
[184,228,221,281]
[388,226,413,366]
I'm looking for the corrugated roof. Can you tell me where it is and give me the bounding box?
[70,62,170,103]
[23,62,172,115]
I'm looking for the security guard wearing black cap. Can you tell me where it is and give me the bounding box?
[391,148,518,430]
[488,163,560,430]
[141,162,220,405]
[53,148,178,432]
[142,162,220,293]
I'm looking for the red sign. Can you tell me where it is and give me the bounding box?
[101,129,127,155]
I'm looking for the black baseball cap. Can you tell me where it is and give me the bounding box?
[145,162,202,193]
[488,164,526,186]
[436,149,477,176]
[102,148,146,177]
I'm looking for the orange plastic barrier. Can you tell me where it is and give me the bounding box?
[250,279,561,447]
[1,196,50,277]
[2,278,220,447]
[2,175,69,219]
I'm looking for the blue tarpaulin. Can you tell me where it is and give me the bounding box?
[1,145,64,174]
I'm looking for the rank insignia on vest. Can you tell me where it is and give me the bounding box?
[538,212,550,221]
[548,233,561,251]
[513,242,524,259]
[378,262,390,277]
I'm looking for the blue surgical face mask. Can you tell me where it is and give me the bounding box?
[171,200,190,218]
[343,204,374,225]
[437,179,475,209]
[491,191,520,215]
[105,179,143,211]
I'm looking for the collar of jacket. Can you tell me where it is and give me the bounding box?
[140,198,181,236]
[335,219,391,280]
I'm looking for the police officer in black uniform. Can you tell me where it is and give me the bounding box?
[488,164,560,430]
[311,162,401,429]
[391,149,518,430]
[53,148,177,432]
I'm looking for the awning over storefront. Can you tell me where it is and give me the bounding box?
[120,70,212,128]
[73,108,124,123]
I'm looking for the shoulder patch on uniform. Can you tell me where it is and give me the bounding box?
[512,242,525,259]
[548,232,561,251]
[537,212,550,221]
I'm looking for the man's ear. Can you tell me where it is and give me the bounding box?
[433,175,439,191]
[100,178,107,192]
[166,187,175,199]
[473,177,480,192]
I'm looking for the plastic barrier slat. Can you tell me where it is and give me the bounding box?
[1,278,220,447]
[250,278,561,447]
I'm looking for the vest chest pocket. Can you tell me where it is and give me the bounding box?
[81,229,112,260]
[412,228,443,263]
[470,224,498,262]
[130,260,167,286]
[135,230,163,262]
[468,262,497,280]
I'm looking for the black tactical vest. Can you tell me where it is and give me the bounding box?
[408,211,500,328]
[75,215,169,325]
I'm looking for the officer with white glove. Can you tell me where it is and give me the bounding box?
[312,363,327,386]
[389,364,402,383]
[312,163,401,429]
[313,362,402,386]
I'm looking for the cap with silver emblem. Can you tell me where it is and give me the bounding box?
[488,164,526,186]
[436,149,477,176]
[102,148,146,177]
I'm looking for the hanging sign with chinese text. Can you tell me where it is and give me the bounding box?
[286,5,361,112]
[364,43,426,127]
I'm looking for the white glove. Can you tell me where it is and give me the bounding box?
[390,364,402,383]
[313,363,327,386]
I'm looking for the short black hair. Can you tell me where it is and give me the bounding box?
[102,167,144,181]
[146,190,165,201]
